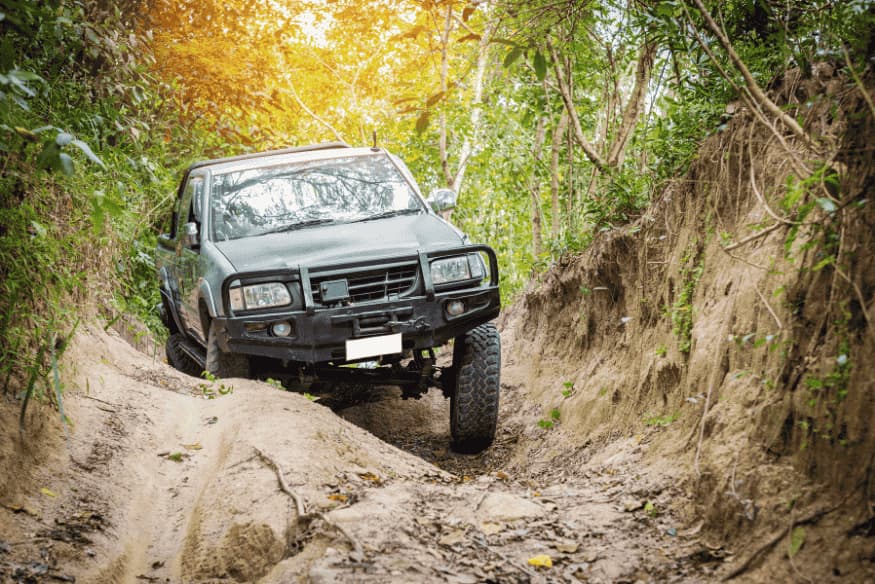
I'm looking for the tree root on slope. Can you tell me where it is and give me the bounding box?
[253,446,363,556]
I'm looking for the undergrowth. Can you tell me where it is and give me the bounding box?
[0,2,222,409]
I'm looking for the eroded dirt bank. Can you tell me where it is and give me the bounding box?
[499,67,875,583]
[0,324,715,583]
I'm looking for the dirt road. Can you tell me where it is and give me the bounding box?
[0,324,710,583]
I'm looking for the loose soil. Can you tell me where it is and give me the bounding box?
[0,324,711,583]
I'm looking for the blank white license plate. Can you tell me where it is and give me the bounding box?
[345,333,402,360]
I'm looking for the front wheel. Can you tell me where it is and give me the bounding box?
[450,323,501,453]
[166,333,202,377]
[205,320,250,379]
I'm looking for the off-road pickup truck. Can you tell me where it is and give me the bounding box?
[155,142,501,451]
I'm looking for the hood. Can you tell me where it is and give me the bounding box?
[214,214,465,272]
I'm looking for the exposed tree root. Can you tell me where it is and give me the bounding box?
[253,446,363,556]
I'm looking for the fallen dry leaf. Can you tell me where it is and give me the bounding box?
[327,494,348,503]
[358,472,382,484]
[528,554,553,568]
[181,442,202,451]
[40,487,57,498]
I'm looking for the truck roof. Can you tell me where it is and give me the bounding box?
[186,142,355,173]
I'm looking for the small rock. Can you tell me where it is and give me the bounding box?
[554,541,579,553]
[622,499,644,512]
[477,492,544,523]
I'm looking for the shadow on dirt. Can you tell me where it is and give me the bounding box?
[329,385,517,478]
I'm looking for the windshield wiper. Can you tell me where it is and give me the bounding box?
[260,218,335,235]
[350,209,422,223]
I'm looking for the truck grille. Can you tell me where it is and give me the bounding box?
[310,262,418,306]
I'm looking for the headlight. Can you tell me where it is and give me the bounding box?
[467,253,486,280]
[431,256,471,285]
[229,282,291,310]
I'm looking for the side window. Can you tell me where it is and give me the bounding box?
[176,175,204,237]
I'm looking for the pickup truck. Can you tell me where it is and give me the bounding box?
[155,142,501,452]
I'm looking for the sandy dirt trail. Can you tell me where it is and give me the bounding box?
[0,324,710,583]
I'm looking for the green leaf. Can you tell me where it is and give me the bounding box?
[816,197,838,214]
[70,139,106,168]
[10,70,43,82]
[533,50,547,81]
[788,526,805,557]
[415,111,430,134]
[58,153,74,176]
[503,47,523,68]
[36,141,61,172]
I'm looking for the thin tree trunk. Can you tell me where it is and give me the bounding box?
[529,116,548,257]
[606,41,656,166]
[439,4,454,186]
[550,110,569,238]
[451,18,494,196]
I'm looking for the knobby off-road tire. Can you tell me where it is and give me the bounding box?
[450,322,501,454]
[205,321,250,379]
[166,333,202,377]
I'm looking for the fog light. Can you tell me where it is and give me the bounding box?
[272,321,293,337]
[446,300,465,317]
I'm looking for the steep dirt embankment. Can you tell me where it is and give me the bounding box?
[1,322,715,583]
[501,67,875,581]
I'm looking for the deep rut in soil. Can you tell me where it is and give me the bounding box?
[1,326,714,583]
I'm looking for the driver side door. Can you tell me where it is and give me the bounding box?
[176,173,207,345]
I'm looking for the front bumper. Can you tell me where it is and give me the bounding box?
[213,246,500,364]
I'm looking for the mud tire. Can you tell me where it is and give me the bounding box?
[450,323,501,453]
[165,333,202,377]
[205,321,250,379]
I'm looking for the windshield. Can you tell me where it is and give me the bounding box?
[210,154,424,241]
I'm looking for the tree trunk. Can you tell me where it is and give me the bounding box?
[529,116,547,258]
[439,4,454,187]
[606,41,656,167]
[547,40,607,172]
[451,18,494,196]
[550,109,569,239]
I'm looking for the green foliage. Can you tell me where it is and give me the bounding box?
[537,419,554,430]
[561,381,574,398]
[789,526,806,558]
[669,250,704,354]
[199,370,233,398]
[645,412,679,427]
[265,378,284,390]
[0,1,221,401]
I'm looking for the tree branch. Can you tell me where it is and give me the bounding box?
[689,0,819,151]
[286,80,344,143]
[547,39,608,171]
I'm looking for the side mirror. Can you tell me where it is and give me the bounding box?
[426,188,457,213]
[182,222,199,248]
